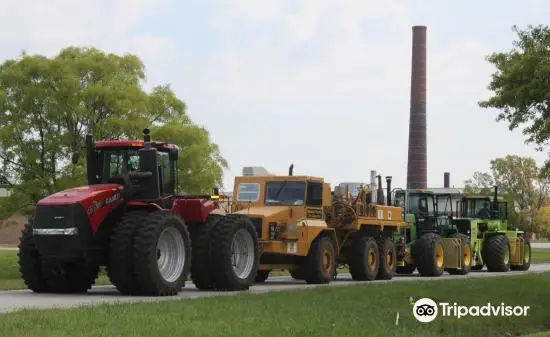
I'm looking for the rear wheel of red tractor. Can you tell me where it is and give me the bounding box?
[17,223,50,293]
[107,210,149,295]
[189,214,223,290]
[132,210,191,296]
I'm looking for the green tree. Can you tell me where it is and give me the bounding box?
[464,171,495,195]
[0,47,227,218]
[463,155,550,234]
[478,25,550,159]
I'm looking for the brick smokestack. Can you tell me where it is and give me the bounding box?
[406,25,427,189]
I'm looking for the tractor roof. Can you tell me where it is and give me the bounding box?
[94,140,178,151]
[235,175,325,183]
[395,188,435,195]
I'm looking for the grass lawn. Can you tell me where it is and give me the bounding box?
[0,272,549,337]
[0,248,549,291]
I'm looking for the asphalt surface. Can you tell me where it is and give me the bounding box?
[3,243,550,251]
[1,263,549,314]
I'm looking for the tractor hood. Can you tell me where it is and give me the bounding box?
[37,184,124,206]
[233,206,289,219]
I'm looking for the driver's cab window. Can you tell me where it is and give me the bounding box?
[102,149,140,181]
[265,181,306,206]
[306,182,323,207]
[474,200,492,219]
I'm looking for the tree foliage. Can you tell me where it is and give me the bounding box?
[0,47,227,218]
[478,25,550,157]
[464,155,550,234]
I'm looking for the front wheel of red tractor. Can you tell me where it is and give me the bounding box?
[132,210,191,296]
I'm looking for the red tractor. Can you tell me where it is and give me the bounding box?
[17,129,260,296]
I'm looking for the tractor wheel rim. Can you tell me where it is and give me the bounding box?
[368,248,376,270]
[524,244,530,263]
[323,250,332,272]
[463,245,472,266]
[435,244,444,268]
[230,228,255,279]
[156,226,186,283]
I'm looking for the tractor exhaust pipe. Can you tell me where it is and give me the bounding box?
[143,128,151,148]
[85,134,96,185]
[377,175,384,205]
[289,163,294,176]
[444,172,450,188]
[386,176,392,206]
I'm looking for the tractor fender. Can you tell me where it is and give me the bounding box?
[300,219,339,255]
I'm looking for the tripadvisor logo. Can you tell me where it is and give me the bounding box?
[412,297,530,323]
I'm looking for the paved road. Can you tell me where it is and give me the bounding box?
[1,263,549,314]
[3,243,550,252]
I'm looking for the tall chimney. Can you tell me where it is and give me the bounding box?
[406,25,428,189]
[444,172,450,188]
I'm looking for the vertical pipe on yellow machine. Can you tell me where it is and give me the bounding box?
[377,175,384,205]
[370,170,377,203]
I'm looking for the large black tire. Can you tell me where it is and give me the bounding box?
[483,234,511,272]
[413,233,445,277]
[210,215,260,291]
[511,235,531,271]
[40,257,99,293]
[304,235,337,284]
[347,236,379,281]
[17,223,50,293]
[255,270,270,283]
[132,210,191,296]
[189,214,223,290]
[377,238,396,280]
[446,233,472,275]
[107,210,149,295]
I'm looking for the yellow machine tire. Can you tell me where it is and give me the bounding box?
[347,235,379,281]
[446,233,472,275]
[412,233,445,277]
[377,238,396,280]
[209,215,260,290]
[304,235,336,284]
[510,235,531,271]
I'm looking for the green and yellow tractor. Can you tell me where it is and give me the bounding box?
[392,189,471,277]
[442,186,531,272]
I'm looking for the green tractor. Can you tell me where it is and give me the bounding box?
[443,186,532,272]
[392,189,471,277]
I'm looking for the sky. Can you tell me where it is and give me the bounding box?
[1,0,549,192]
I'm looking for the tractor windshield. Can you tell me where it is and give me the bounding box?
[406,193,434,217]
[460,198,507,220]
[99,149,140,182]
[264,181,306,206]
[393,191,434,216]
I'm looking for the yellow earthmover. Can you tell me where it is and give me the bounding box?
[198,165,403,288]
